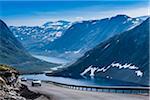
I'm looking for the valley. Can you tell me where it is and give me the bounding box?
[0,1,150,100]
[0,9,149,99]
[10,15,145,60]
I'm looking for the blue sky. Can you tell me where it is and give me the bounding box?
[0,0,149,26]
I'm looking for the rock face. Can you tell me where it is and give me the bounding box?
[0,64,42,100]
[53,18,149,86]
[0,64,26,100]
[0,19,59,73]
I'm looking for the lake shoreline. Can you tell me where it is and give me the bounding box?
[22,80,149,100]
[20,73,149,87]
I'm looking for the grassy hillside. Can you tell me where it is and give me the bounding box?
[0,19,59,73]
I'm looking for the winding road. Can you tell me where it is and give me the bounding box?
[23,81,149,100]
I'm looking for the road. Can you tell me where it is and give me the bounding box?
[23,81,149,100]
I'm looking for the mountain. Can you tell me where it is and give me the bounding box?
[136,15,150,21]
[0,20,59,73]
[9,20,71,53]
[42,15,143,60]
[52,18,149,86]
[43,20,71,29]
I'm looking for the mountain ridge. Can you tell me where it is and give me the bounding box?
[9,15,144,61]
[9,20,71,53]
[43,15,143,60]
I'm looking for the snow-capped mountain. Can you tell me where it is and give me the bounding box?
[42,15,144,60]
[52,18,149,86]
[9,15,145,61]
[136,15,150,21]
[42,20,71,29]
[9,20,71,52]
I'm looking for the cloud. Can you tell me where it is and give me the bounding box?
[75,17,84,21]
[3,4,149,26]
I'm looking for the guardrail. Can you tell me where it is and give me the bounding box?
[43,80,150,95]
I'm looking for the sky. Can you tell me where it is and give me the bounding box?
[0,0,149,26]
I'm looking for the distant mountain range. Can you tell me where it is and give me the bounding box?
[9,20,71,53]
[0,20,59,73]
[9,15,146,61]
[52,18,149,86]
[36,15,144,60]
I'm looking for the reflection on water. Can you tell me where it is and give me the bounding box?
[20,74,142,87]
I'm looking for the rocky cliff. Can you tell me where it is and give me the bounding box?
[0,64,42,100]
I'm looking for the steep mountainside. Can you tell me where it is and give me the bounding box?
[9,20,71,53]
[0,20,59,73]
[53,18,149,86]
[43,15,143,59]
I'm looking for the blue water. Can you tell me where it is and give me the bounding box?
[20,74,142,87]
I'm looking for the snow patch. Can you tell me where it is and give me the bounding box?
[135,70,143,77]
[80,62,143,78]
[80,65,98,77]
[127,18,132,21]
[92,22,97,25]
[74,49,81,54]
[116,40,120,43]
[15,35,19,37]
[20,37,24,40]
[104,44,110,49]
[111,63,139,69]
[86,54,90,57]
[55,32,62,37]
